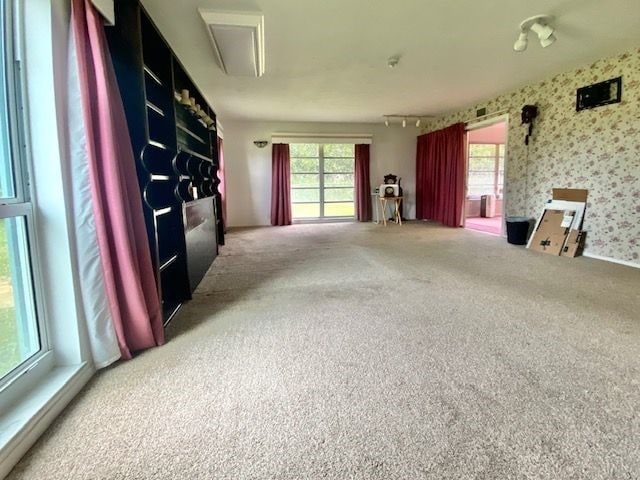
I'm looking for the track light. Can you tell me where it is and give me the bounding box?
[382,115,428,127]
[513,31,528,52]
[514,15,555,52]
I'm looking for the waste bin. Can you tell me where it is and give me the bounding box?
[506,216,532,245]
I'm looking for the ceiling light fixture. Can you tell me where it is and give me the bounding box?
[513,15,555,52]
[387,55,400,68]
[383,115,429,127]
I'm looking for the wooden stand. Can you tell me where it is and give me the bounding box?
[378,196,403,226]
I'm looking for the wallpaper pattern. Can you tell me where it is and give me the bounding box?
[424,48,640,265]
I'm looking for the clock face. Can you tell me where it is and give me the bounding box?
[385,186,395,196]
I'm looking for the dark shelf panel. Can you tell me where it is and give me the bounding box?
[162,300,182,326]
[107,0,222,326]
[159,254,178,272]
[177,124,207,145]
[143,65,163,87]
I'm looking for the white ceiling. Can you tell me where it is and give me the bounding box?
[140,0,640,123]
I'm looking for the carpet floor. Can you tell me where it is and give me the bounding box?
[7,222,640,479]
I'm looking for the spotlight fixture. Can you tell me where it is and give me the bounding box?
[513,15,555,52]
[539,33,556,48]
[513,32,528,52]
[402,118,406,128]
[384,118,389,127]
[415,118,421,128]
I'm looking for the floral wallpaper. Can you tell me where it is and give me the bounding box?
[424,47,640,265]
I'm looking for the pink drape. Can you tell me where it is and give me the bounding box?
[72,0,164,359]
[416,123,466,227]
[217,136,226,228]
[270,144,292,226]
[354,144,372,221]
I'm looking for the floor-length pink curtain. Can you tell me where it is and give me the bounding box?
[72,0,164,359]
[416,123,466,227]
[217,136,226,229]
[354,144,372,221]
[271,144,292,226]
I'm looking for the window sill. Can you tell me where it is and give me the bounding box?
[0,362,93,478]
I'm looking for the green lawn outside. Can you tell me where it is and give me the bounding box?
[292,202,355,219]
[0,307,19,378]
[0,219,20,378]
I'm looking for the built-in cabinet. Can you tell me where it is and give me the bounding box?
[106,0,224,325]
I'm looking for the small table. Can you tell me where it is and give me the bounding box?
[378,196,403,226]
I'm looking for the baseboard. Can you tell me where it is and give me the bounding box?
[0,363,94,479]
[583,251,640,269]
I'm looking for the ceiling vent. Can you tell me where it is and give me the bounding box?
[199,9,265,77]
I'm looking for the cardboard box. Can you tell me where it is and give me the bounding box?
[561,230,586,258]
[552,188,589,203]
[529,209,573,256]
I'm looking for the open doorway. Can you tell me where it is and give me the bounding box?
[464,118,507,236]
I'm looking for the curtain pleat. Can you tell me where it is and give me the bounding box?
[72,0,164,360]
[354,144,372,222]
[217,136,226,229]
[270,144,292,226]
[416,123,466,227]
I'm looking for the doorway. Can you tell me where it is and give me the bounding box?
[464,118,508,236]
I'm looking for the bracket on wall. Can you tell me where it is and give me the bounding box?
[576,76,622,112]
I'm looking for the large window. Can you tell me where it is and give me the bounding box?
[0,1,44,385]
[290,143,355,219]
[467,143,505,198]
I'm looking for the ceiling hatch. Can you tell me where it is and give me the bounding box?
[198,9,265,77]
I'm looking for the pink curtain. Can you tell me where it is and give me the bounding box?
[72,0,164,359]
[416,123,466,227]
[217,136,226,228]
[270,144,292,226]
[354,144,372,221]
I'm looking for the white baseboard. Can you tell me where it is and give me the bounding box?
[583,251,640,269]
[0,363,94,479]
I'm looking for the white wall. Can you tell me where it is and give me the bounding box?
[223,120,418,227]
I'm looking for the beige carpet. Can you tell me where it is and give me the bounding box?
[8,222,640,479]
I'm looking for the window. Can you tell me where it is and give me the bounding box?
[0,1,44,386]
[467,143,505,198]
[290,144,355,219]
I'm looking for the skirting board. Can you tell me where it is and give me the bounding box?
[583,251,640,269]
[0,363,94,479]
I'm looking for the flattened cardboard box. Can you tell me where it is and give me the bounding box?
[529,209,573,256]
[552,188,589,203]
[561,230,586,258]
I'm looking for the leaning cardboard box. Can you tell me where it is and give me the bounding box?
[527,188,588,258]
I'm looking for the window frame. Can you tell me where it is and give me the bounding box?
[0,0,50,394]
[467,143,505,198]
[290,144,355,220]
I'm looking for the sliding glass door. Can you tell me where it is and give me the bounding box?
[290,143,355,220]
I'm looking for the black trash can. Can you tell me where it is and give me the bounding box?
[506,216,533,245]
